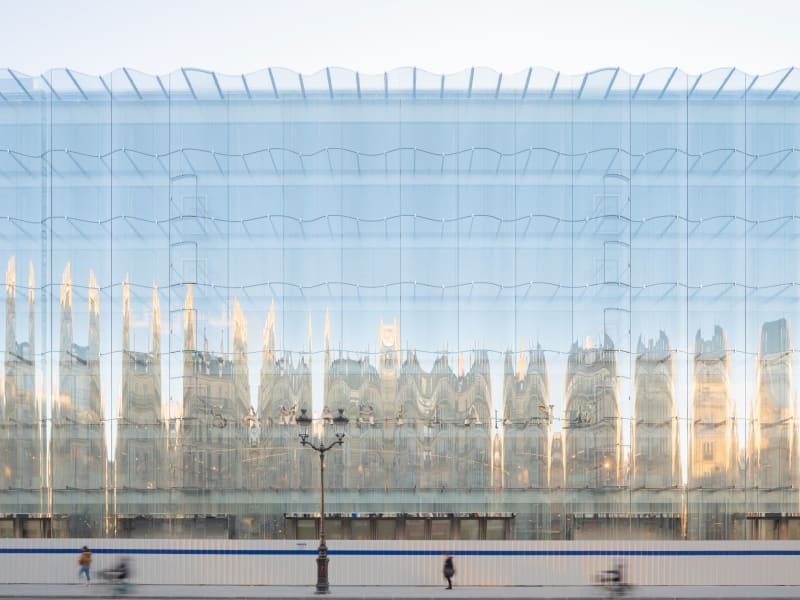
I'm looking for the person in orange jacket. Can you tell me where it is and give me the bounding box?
[78,546,92,583]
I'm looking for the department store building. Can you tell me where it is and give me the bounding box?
[1,66,799,541]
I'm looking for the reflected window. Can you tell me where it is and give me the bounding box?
[703,441,714,461]
[376,519,396,540]
[296,519,317,540]
[431,519,450,540]
[405,520,426,540]
[486,519,506,540]
[351,519,371,540]
[459,519,479,540]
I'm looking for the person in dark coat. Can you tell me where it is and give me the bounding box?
[443,553,455,589]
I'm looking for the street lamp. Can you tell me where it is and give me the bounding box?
[296,407,349,594]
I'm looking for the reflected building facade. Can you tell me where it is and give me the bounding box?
[395,349,493,490]
[178,286,251,490]
[749,319,796,493]
[115,279,164,495]
[502,345,551,489]
[550,433,564,489]
[1,258,41,497]
[51,264,106,492]
[564,336,621,488]
[0,273,799,538]
[689,327,738,490]
[323,315,385,489]
[256,300,313,490]
[632,332,680,489]
[322,316,493,491]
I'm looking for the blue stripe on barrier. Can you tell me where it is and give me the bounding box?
[2,548,800,557]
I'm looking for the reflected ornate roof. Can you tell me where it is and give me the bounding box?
[328,357,379,387]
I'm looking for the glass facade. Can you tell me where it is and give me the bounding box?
[1,66,800,540]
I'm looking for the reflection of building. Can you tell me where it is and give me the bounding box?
[115,278,164,491]
[323,312,384,489]
[324,310,383,423]
[178,285,250,490]
[379,319,402,404]
[321,316,493,490]
[256,300,312,489]
[632,332,680,489]
[502,345,550,488]
[396,350,493,489]
[750,319,795,490]
[563,336,621,488]
[7,257,800,536]
[491,432,503,489]
[550,433,563,489]
[51,264,106,490]
[689,326,738,489]
[1,257,41,492]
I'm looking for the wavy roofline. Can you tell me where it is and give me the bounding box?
[5,66,798,78]
[1,66,799,101]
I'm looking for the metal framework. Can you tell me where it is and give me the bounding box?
[0,67,798,102]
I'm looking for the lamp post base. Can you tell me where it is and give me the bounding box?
[315,543,330,594]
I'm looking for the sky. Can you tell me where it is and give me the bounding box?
[0,0,798,76]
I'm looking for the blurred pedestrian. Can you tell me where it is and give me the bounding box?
[100,556,131,595]
[443,553,455,590]
[78,545,92,584]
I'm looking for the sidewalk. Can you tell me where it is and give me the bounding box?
[3,584,800,600]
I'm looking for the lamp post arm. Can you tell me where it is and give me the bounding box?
[299,435,345,454]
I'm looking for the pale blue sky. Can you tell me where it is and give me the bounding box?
[0,0,797,75]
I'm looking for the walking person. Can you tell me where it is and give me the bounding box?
[78,546,92,584]
[443,553,455,590]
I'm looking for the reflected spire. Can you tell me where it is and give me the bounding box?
[232,296,247,363]
[88,270,100,361]
[5,256,15,298]
[183,284,195,352]
[268,298,276,354]
[232,296,250,417]
[60,263,73,356]
[122,275,130,353]
[27,262,34,305]
[516,337,526,381]
[262,298,276,366]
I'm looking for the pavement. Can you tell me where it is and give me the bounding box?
[2,584,800,600]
